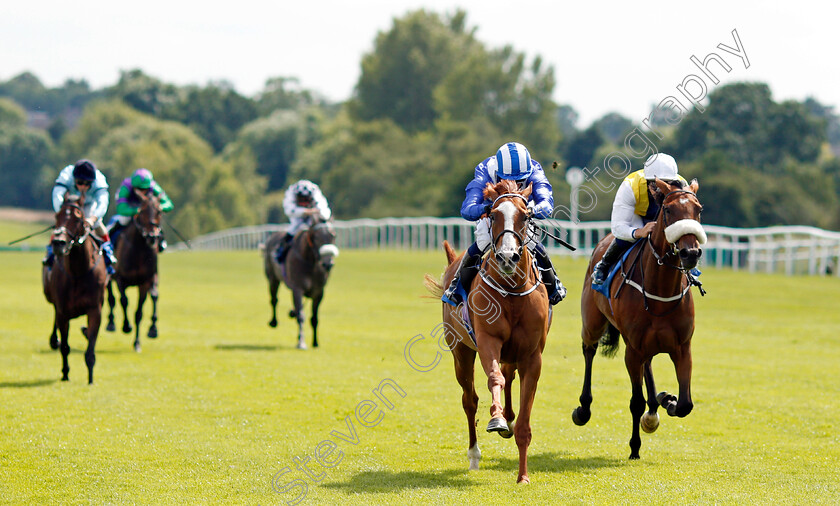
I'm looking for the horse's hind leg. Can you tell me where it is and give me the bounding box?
[574,298,608,426]
[498,363,516,439]
[106,279,117,332]
[641,360,661,433]
[451,342,480,470]
[291,290,306,349]
[119,284,132,334]
[84,310,102,384]
[625,347,646,459]
[147,275,159,338]
[133,286,148,353]
[268,277,279,327]
[310,293,322,348]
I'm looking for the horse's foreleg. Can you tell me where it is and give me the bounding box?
[147,275,158,338]
[452,343,480,470]
[668,343,693,418]
[572,340,598,426]
[499,364,516,439]
[514,352,542,484]
[292,290,306,349]
[477,337,507,432]
[133,287,148,353]
[106,279,116,332]
[625,348,646,459]
[268,278,280,328]
[58,316,70,381]
[310,293,322,348]
[49,314,59,350]
[641,360,661,433]
[84,310,102,384]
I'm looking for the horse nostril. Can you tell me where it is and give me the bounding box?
[679,249,689,259]
[511,253,520,263]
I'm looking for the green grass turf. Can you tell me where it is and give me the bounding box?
[1,243,838,504]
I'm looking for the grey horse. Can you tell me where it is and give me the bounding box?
[263,218,338,349]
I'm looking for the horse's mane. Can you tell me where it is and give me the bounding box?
[483,179,520,200]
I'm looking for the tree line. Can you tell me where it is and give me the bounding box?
[1,9,839,236]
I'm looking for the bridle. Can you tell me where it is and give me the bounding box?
[132,198,162,247]
[482,192,541,296]
[53,202,92,253]
[305,222,336,264]
[648,188,700,272]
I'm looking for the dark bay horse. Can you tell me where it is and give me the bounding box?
[426,179,551,483]
[106,194,162,353]
[574,178,706,459]
[263,217,339,349]
[42,194,108,384]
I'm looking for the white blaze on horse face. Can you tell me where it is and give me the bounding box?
[664,219,708,245]
[497,201,519,257]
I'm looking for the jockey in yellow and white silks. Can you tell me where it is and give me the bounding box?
[275,180,332,264]
[441,142,566,306]
[591,153,688,286]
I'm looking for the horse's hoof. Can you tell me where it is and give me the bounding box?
[498,422,514,439]
[148,327,158,339]
[134,343,142,353]
[61,377,69,382]
[656,391,676,406]
[297,342,307,350]
[288,310,297,319]
[122,324,132,334]
[572,407,591,426]
[49,337,59,350]
[486,417,509,433]
[106,322,115,332]
[268,319,277,328]
[641,412,660,433]
[81,327,88,340]
[629,453,640,460]
[517,475,530,484]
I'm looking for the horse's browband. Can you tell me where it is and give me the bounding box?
[492,193,527,208]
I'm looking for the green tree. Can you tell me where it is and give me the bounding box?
[0,97,27,127]
[107,69,179,116]
[0,124,54,208]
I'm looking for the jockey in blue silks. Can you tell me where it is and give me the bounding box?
[442,142,567,306]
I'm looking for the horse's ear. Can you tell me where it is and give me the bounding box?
[689,178,699,194]
[654,177,672,196]
[483,182,498,202]
[521,182,533,200]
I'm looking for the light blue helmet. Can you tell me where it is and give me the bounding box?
[495,142,533,181]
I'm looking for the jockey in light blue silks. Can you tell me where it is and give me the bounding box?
[590,153,689,286]
[44,159,117,274]
[442,142,567,306]
[275,179,332,264]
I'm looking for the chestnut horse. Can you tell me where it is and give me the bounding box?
[426,179,551,483]
[574,178,706,459]
[106,194,162,352]
[42,194,108,384]
[263,217,339,349]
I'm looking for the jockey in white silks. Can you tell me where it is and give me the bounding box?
[275,179,332,264]
[441,142,566,307]
[45,159,117,274]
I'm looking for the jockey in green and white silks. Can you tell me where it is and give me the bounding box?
[45,159,117,274]
[107,168,174,251]
[275,180,332,264]
[442,142,566,307]
[590,153,688,286]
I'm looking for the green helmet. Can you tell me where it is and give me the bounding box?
[131,168,153,190]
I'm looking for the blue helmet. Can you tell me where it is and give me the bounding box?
[495,142,533,181]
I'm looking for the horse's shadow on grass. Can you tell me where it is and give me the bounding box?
[0,378,58,388]
[321,452,622,495]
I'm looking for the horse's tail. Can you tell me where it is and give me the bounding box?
[423,273,443,299]
[599,324,621,357]
[443,240,458,265]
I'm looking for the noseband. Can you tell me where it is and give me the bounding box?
[53,202,91,251]
[650,188,701,269]
[133,201,162,245]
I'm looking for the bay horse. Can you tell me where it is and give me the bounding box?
[106,193,162,353]
[426,179,551,483]
[263,216,339,349]
[42,194,108,384]
[574,178,706,459]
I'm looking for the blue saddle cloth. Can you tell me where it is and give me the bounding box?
[591,241,643,299]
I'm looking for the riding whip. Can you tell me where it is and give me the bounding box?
[8,225,54,245]
[162,215,192,249]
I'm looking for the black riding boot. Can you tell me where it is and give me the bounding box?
[591,238,626,285]
[442,252,482,306]
[534,247,566,305]
[275,233,294,264]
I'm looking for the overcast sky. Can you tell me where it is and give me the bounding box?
[2,1,838,127]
